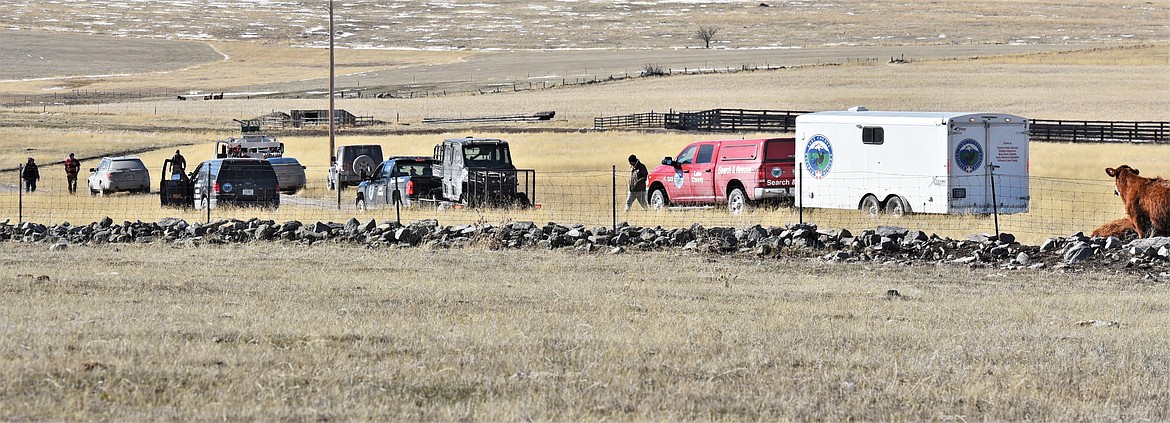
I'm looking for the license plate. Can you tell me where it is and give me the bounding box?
[242,188,254,196]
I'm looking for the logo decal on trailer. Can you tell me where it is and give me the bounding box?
[954,139,984,173]
[804,135,833,179]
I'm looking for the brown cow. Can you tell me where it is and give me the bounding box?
[1091,217,1137,240]
[1105,165,1170,238]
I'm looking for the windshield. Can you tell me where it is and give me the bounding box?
[462,144,512,168]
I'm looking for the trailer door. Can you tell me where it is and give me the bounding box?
[985,120,1029,214]
[949,117,1028,214]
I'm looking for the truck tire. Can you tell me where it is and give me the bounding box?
[727,187,750,215]
[513,193,531,209]
[649,188,669,210]
[884,195,907,216]
[860,195,881,217]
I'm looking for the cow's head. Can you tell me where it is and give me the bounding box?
[1105,165,1140,197]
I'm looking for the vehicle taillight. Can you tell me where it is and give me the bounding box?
[406,180,415,196]
[213,182,221,193]
[758,166,766,181]
[275,183,280,192]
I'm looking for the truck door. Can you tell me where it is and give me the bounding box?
[668,145,697,201]
[689,143,718,202]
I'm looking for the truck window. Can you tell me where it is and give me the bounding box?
[764,139,795,162]
[695,144,715,164]
[676,146,697,164]
[720,145,757,161]
[463,145,511,167]
[862,127,884,145]
[396,163,432,177]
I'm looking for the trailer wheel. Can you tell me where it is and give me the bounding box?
[884,196,907,216]
[727,187,751,215]
[860,195,881,217]
[649,188,669,210]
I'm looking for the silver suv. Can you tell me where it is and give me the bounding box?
[88,156,151,195]
[327,144,382,190]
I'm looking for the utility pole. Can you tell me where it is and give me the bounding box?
[329,0,339,209]
[328,0,336,169]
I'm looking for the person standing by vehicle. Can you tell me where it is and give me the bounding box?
[170,150,186,178]
[64,153,81,194]
[626,154,648,211]
[22,157,40,192]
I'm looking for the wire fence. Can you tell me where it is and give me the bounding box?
[3,166,1125,245]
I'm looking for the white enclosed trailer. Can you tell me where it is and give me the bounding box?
[794,109,1029,215]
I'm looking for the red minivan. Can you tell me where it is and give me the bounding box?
[646,138,795,214]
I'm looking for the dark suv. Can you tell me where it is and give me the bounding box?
[190,159,281,209]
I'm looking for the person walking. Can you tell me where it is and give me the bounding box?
[22,157,40,192]
[626,154,649,211]
[64,152,81,194]
[170,150,186,178]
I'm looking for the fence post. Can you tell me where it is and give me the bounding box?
[394,176,401,225]
[612,165,617,232]
[205,164,211,224]
[18,164,23,224]
[797,162,803,225]
[989,163,1000,236]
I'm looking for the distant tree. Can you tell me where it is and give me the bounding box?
[642,63,666,77]
[696,26,720,49]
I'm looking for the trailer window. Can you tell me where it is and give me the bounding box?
[862,127,884,145]
[696,144,715,164]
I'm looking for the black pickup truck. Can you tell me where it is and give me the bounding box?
[355,156,442,211]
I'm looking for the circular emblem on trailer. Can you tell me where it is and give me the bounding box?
[674,169,684,189]
[221,182,234,193]
[804,135,833,179]
[771,166,782,178]
[954,138,984,173]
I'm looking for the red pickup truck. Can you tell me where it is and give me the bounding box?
[646,138,796,214]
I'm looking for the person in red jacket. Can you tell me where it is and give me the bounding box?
[64,152,81,194]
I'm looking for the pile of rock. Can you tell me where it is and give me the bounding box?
[1,217,1168,273]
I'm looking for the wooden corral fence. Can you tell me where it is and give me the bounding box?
[596,110,1170,144]
[1028,119,1169,144]
[595,109,808,132]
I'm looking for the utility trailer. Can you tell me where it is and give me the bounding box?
[794,109,1030,215]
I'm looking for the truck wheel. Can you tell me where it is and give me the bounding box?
[513,193,531,209]
[860,195,881,217]
[356,197,367,212]
[884,195,907,216]
[649,188,669,210]
[727,187,751,215]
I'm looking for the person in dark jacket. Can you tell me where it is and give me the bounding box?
[626,154,649,211]
[22,157,40,192]
[171,150,187,178]
[64,153,81,194]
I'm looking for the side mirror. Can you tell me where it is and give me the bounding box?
[89,168,97,172]
[661,157,674,166]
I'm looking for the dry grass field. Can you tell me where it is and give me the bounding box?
[2,243,1168,421]
[2,1,1170,420]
